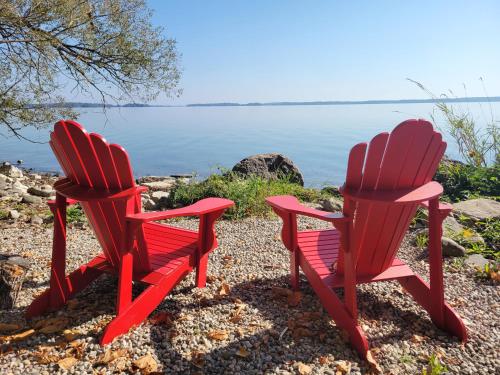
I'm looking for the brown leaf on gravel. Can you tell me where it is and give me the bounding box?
[33,348,60,364]
[297,362,312,374]
[287,291,302,307]
[63,329,81,341]
[235,346,250,358]
[336,360,351,374]
[149,312,173,327]
[319,356,331,365]
[58,356,78,370]
[65,340,86,359]
[292,327,313,340]
[66,299,80,310]
[191,350,205,368]
[271,286,291,297]
[366,350,382,374]
[217,283,231,297]
[0,323,22,333]
[207,329,229,341]
[35,317,70,334]
[96,348,128,365]
[4,328,35,342]
[410,334,425,344]
[229,301,246,323]
[206,275,218,284]
[132,354,158,374]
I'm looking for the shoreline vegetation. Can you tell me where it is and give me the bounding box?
[28,96,500,109]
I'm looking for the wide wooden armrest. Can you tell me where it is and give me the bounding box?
[126,198,234,223]
[54,178,148,202]
[266,195,349,223]
[340,181,443,205]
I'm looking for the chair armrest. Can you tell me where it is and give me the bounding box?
[266,195,349,223]
[340,181,443,205]
[126,198,234,223]
[54,178,148,202]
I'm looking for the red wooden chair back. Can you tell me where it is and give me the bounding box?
[50,120,150,272]
[343,119,446,276]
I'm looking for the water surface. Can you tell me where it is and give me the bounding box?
[0,103,497,186]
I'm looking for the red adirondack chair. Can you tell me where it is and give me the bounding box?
[266,119,467,358]
[26,120,234,344]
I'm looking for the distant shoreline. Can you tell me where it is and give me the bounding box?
[34,96,500,109]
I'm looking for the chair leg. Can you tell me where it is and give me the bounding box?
[290,251,300,291]
[399,275,467,341]
[101,266,190,345]
[195,252,209,288]
[26,263,103,318]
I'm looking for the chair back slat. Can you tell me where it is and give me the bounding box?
[49,120,150,272]
[344,119,446,276]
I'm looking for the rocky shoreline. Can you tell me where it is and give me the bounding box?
[0,160,499,374]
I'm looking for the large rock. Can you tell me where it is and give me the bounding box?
[22,194,42,205]
[441,237,466,257]
[453,198,500,222]
[0,162,23,178]
[465,254,490,269]
[140,178,177,192]
[232,153,304,185]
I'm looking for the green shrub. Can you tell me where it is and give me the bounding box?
[0,210,8,220]
[66,205,86,223]
[166,171,330,219]
[435,160,499,202]
[422,353,448,375]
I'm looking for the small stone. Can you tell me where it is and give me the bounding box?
[151,191,170,203]
[30,216,44,225]
[441,237,466,257]
[27,185,54,197]
[8,210,20,219]
[143,198,156,211]
[22,194,43,204]
[320,197,343,212]
[465,254,490,268]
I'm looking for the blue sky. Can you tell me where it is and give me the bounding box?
[123,1,500,104]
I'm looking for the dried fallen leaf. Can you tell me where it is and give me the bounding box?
[63,329,81,341]
[318,356,331,365]
[66,299,80,310]
[58,356,78,370]
[336,360,351,374]
[96,349,128,364]
[366,350,382,374]
[207,329,229,341]
[36,317,70,334]
[132,354,158,374]
[411,334,424,343]
[191,350,205,368]
[150,312,173,327]
[297,362,312,375]
[0,323,22,333]
[287,291,303,307]
[206,275,218,284]
[235,346,250,358]
[7,328,35,342]
[271,286,292,297]
[217,283,231,297]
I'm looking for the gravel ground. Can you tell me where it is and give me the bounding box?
[0,216,498,374]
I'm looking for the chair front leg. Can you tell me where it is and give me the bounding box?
[48,193,70,309]
[196,209,226,288]
[427,198,451,328]
[116,221,138,315]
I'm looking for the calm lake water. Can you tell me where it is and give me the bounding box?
[0,103,497,186]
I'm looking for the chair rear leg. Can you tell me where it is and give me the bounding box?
[26,264,102,318]
[195,252,209,288]
[399,275,467,341]
[290,251,300,291]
